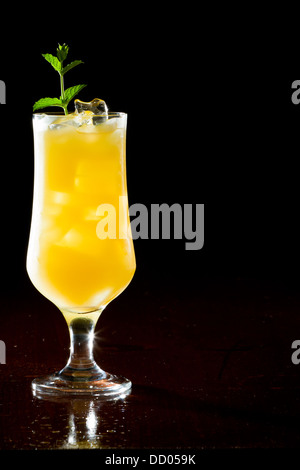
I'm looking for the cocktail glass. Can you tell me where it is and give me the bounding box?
[27,111,136,397]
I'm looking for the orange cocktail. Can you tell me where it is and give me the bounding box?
[27,111,135,314]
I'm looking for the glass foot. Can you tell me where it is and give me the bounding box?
[32,371,132,398]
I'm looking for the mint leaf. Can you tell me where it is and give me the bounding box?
[34,44,87,115]
[42,53,61,73]
[61,60,84,76]
[57,43,69,62]
[33,97,63,112]
[63,84,87,104]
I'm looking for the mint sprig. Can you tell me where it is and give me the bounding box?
[33,43,86,115]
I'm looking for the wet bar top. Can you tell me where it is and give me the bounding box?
[1,277,300,451]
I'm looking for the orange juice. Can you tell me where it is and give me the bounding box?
[27,112,136,312]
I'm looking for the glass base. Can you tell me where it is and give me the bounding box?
[32,371,132,398]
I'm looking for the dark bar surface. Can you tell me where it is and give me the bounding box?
[1,276,300,450]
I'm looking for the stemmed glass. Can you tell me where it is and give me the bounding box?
[27,110,136,397]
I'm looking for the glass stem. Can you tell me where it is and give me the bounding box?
[68,317,96,370]
[58,316,104,381]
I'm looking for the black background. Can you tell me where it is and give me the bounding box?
[0,14,299,297]
[1,6,300,460]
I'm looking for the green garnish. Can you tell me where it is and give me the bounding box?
[33,43,86,115]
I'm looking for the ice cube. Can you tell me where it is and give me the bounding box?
[58,228,83,248]
[75,98,108,125]
[49,113,81,130]
[75,98,108,115]
[55,226,102,256]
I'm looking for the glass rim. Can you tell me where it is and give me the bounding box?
[32,111,126,118]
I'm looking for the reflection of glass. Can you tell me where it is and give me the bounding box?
[32,390,130,448]
[66,400,99,448]
[59,395,129,449]
[27,112,136,396]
